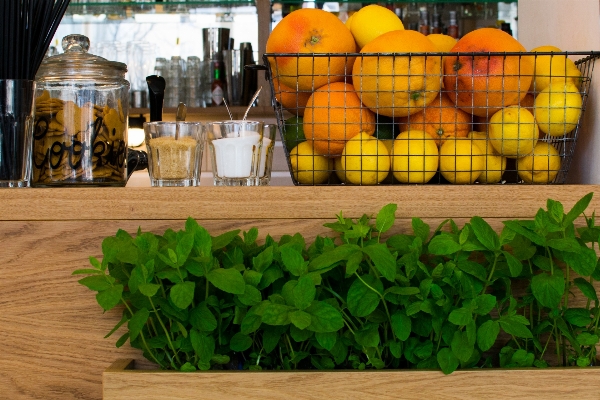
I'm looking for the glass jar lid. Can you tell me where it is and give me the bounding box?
[36,34,128,81]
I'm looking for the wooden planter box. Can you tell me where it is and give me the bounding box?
[2,186,600,399]
[104,359,600,400]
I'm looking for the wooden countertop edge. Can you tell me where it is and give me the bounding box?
[0,185,598,221]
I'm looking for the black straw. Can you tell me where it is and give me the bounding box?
[0,0,72,80]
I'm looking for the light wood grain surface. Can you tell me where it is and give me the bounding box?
[0,185,598,221]
[0,187,599,399]
[103,359,600,400]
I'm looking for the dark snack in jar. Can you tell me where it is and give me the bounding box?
[32,90,127,185]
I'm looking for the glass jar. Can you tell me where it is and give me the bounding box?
[33,34,146,186]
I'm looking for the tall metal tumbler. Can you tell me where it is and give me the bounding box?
[0,80,35,188]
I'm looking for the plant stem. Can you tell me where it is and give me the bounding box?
[343,319,356,336]
[482,253,499,294]
[540,325,555,360]
[354,272,392,326]
[120,297,165,368]
[148,296,182,366]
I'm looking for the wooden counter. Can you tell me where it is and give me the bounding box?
[1,186,599,399]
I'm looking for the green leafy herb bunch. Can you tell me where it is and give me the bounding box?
[75,193,600,374]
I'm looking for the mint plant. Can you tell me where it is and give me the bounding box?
[75,193,600,373]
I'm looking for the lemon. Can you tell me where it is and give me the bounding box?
[516,142,561,183]
[489,106,539,158]
[289,141,333,184]
[333,156,349,183]
[439,138,485,184]
[349,5,404,49]
[530,45,582,92]
[345,12,355,31]
[468,131,507,183]
[391,130,439,183]
[427,34,457,52]
[534,82,582,137]
[341,132,390,185]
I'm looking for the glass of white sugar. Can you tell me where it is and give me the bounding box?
[207,120,275,186]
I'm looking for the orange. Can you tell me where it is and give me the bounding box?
[443,28,534,118]
[398,92,472,146]
[272,78,312,116]
[266,9,356,91]
[352,29,442,118]
[303,82,376,157]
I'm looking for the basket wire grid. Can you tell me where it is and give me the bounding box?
[263,51,599,185]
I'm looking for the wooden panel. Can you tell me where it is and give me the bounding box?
[103,359,600,400]
[0,185,598,221]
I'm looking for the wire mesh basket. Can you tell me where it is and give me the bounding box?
[263,51,599,185]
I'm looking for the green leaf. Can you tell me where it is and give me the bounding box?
[355,324,380,348]
[293,276,316,310]
[280,247,307,277]
[499,315,533,339]
[96,285,123,311]
[499,226,516,246]
[576,332,599,346]
[211,229,241,250]
[73,268,104,275]
[385,286,420,296]
[243,270,263,287]
[207,268,246,294]
[547,199,565,224]
[190,303,218,332]
[477,320,500,352]
[262,303,294,325]
[406,301,423,316]
[347,275,382,318]
[391,310,411,341]
[376,203,397,234]
[502,220,545,246]
[564,192,593,226]
[230,333,253,352]
[138,283,160,297]
[547,238,583,253]
[190,330,215,364]
[389,341,402,358]
[316,331,337,351]
[503,251,523,277]
[428,235,461,256]
[531,270,565,309]
[180,362,196,372]
[128,308,149,342]
[253,246,274,273]
[89,256,102,270]
[79,275,112,292]
[290,310,312,330]
[560,247,597,276]
[362,243,396,282]
[451,330,474,362]
[290,325,313,343]
[115,332,129,348]
[448,307,472,326]
[473,294,496,316]
[170,281,195,309]
[437,347,459,375]
[305,301,344,333]
[262,326,285,353]
[176,232,194,265]
[345,250,364,276]
[564,308,592,327]
[238,285,263,306]
[244,227,259,245]
[470,216,500,252]
[573,278,598,302]
[241,311,263,335]
[457,260,487,282]
[412,217,430,243]
[309,244,361,271]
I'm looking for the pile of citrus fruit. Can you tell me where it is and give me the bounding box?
[266,6,585,185]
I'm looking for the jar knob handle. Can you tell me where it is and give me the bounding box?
[62,34,90,53]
